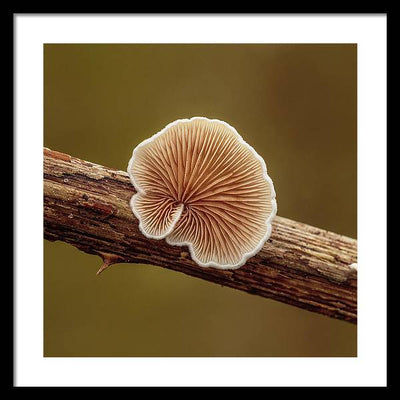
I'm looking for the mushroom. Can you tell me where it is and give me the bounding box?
[127,117,277,269]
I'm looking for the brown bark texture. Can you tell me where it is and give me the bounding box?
[44,148,357,323]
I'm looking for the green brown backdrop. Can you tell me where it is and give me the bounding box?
[44,44,357,357]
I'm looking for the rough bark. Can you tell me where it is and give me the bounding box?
[43,148,357,323]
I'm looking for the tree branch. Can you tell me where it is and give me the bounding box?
[44,148,357,323]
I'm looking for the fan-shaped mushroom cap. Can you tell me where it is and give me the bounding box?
[127,117,277,269]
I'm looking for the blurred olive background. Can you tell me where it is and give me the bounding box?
[44,44,357,357]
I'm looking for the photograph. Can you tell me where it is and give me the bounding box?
[43,43,357,358]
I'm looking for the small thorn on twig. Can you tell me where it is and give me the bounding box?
[96,262,111,275]
[96,252,123,276]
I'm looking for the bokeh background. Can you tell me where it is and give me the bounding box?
[44,44,357,357]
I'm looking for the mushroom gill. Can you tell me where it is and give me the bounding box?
[127,117,277,269]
